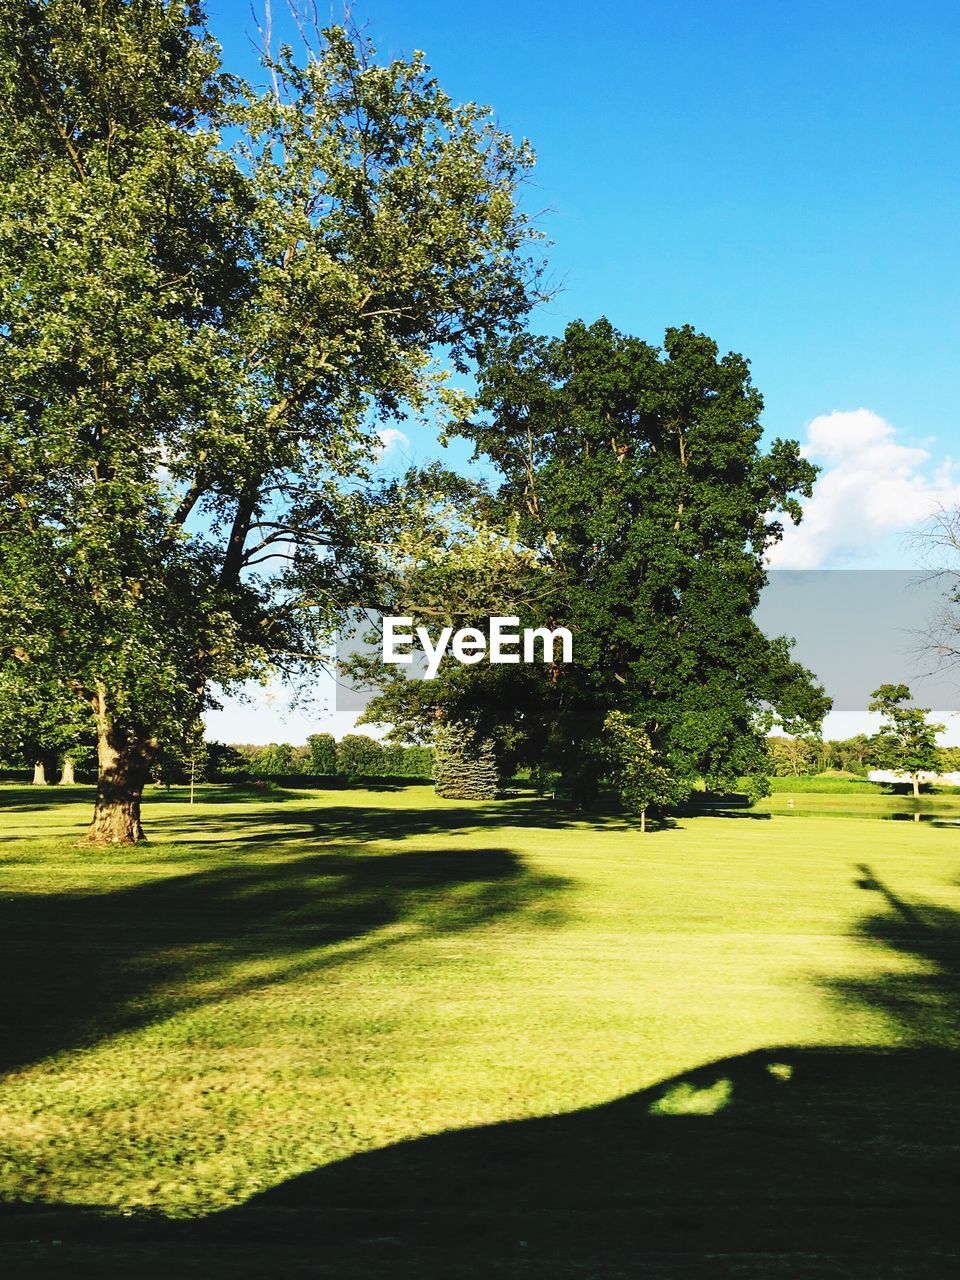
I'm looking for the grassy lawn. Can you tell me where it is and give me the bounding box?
[1,783,958,1276]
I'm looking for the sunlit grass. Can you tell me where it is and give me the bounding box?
[0,780,958,1229]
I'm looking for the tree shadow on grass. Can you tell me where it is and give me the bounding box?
[5,861,960,1278]
[215,855,960,1272]
[0,847,570,1078]
[139,796,645,849]
[822,862,960,1045]
[0,783,308,817]
[0,784,773,843]
[138,789,773,849]
[0,785,643,843]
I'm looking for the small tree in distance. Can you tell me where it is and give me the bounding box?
[868,683,943,799]
[307,733,338,776]
[768,736,815,777]
[601,712,676,833]
[433,723,498,800]
[250,743,300,776]
[337,735,386,779]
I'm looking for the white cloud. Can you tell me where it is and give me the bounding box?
[767,408,960,568]
[375,426,410,456]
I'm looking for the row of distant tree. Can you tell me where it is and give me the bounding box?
[209,735,433,782]
[769,735,874,777]
[6,718,952,793]
[0,732,433,785]
[769,718,958,780]
[771,734,960,776]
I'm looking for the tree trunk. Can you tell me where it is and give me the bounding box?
[640,807,647,834]
[59,756,76,785]
[912,774,920,799]
[86,698,154,844]
[32,759,47,785]
[568,765,600,810]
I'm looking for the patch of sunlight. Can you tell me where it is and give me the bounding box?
[766,1061,793,1081]
[648,1075,733,1116]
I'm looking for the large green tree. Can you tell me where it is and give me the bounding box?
[363,319,829,802]
[0,2,541,841]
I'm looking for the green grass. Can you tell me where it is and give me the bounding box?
[1,782,959,1277]
[758,788,960,821]
[764,773,960,798]
[765,773,882,793]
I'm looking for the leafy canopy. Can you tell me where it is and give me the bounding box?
[0,2,542,765]
[600,711,677,822]
[868,683,943,779]
[363,318,829,800]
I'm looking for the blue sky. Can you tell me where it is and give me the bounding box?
[202,0,960,741]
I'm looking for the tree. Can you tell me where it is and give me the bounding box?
[0,4,542,842]
[59,738,94,784]
[249,742,300,776]
[402,744,434,778]
[433,722,498,799]
[868,683,943,798]
[0,677,91,786]
[363,320,829,803]
[148,718,204,786]
[30,749,55,786]
[205,740,249,778]
[336,733,385,778]
[381,743,406,775]
[831,734,872,775]
[808,737,835,773]
[307,732,338,775]
[0,733,50,781]
[350,493,549,777]
[768,736,815,777]
[601,711,676,832]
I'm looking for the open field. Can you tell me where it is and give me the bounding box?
[0,783,958,1277]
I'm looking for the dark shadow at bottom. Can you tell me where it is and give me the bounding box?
[2,1045,958,1277]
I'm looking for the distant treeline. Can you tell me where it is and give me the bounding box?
[215,734,433,782]
[0,733,432,786]
[768,735,960,778]
[7,730,959,789]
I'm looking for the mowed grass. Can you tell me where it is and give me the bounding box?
[758,786,960,820]
[1,782,959,1276]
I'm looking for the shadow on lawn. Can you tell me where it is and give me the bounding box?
[0,784,774,841]
[0,847,569,1077]
[0,783,308,817]
[5,861,960,1278]
[3,1044,958,1279]
[141,796,640,848]
[196,860,960,1275]
[140,792,763,848]
[0,786,633,843]
[822,862,960,1045]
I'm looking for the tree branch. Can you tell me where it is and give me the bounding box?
[24,69,88,181]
